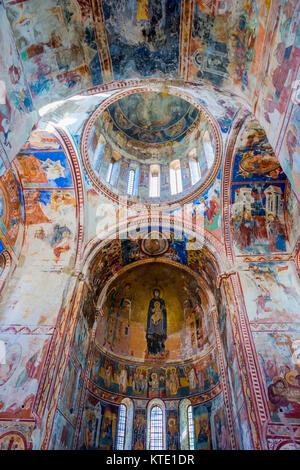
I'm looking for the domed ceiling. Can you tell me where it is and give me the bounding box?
[95,261,213,364]
[105,91,199,146]
[83,88,220,205]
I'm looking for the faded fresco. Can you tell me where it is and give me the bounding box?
[90,345,219,400]
[95,262,213,362]
[0,3,36,164]
[0,1,299,451]
[78,392,118,450]
[0,334,49,420]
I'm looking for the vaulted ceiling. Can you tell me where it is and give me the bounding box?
[1,0,299,200]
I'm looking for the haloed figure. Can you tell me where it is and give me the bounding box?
[146,289,167,355]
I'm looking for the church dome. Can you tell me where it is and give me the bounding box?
[81,86,220,207]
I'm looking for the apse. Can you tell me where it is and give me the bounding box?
[95,261,214,363]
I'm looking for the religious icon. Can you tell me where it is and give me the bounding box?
[146,289,167,355]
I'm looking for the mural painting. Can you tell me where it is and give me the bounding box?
[240,262,300,323]
[79,393,118,450]
[254,331,300,424]
[58,357,83,426]
[0,335,49,420]
[132,409,146,450]
[146,288,167,357]
[193,402,211,450]
[49,409,75,450]
[166,409,179,450]
[90,345,219,400]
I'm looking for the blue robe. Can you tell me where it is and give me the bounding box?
[146,296,167,355]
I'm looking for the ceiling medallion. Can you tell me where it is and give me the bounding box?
[139,231,170,256]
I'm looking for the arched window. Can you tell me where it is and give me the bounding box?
[150,406,163,450]
[93,134,106,173]
[106,154,120,185]
[116,398,133,450]
[179,399,195,450]
[149,164,160,198]
[127,169,135,196]
[187,405,195,450]
[203,130,214,168]
[116,404,127,450]
[188,148,201,185]
[106,161,113,183]
[147,399,166,450]
[170,159,182,195]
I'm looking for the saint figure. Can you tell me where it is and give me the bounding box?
[146,289,167,355]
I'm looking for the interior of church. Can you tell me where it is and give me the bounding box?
[0,0,299,451]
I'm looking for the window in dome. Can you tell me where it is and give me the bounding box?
[93,137,106,174]
[187,405,195,450]
[188,148,201,185]
[106,160,120,185]
[149,164,160,198]
[170,159,183,195]
[150,406,163,450]
[203,130,214,168]
[127,169,135,196]
[106,161,113,184]
[116,404,127,450]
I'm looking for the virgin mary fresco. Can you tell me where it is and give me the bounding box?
[146,288,167,355]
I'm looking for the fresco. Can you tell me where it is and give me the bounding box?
[231,181,288,255]
[210,394,230,450]
[0,334,49,419]
[166,409,179,450]
[102,0,181,80]
[49,409,75,450]
[285,182,300,250]
[23,189,76,267]
[0,422,35,451]
[193,402,212,450]
[254,331,300,424]
[0,2,298,451]
[106,91,199,145]
[58,357,83,427]
[16,147,74,189]
[0,3,36,163]
[255,1,300,198]
[240,262,300,323]
[79,392,118,450]
[0,167,24,257]
[95,261,213,362]
[90,345,219,400]
[71,313,91,370]
[4,0,102,107]
[132,408,146,450]
[87,89,218,203]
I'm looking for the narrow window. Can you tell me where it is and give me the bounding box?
[187,405,195,450]
[106,159,120,185]
[127,169,135,196]
[116,404,127,450]
[203,130,214,168]
[170,159,183,195]
[149,164,160,198]
[188,148,201,185]
[106,161,113,184]
[150,406,163,450]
